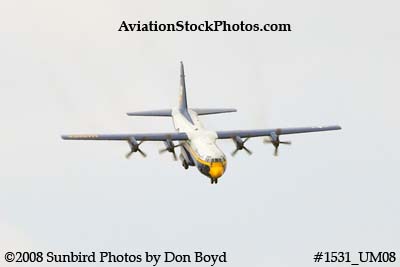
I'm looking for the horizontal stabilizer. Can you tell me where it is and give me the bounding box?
[127,109,172,117]
[192,108,237,115]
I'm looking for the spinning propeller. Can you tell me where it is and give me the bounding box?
[231,136,252,156]
[126,137,147,158]
[264,132,291,156]
[159,139,182,161]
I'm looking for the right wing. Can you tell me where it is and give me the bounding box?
[61,132,188,158]
[61,132,188,141]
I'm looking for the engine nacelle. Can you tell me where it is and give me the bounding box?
[163,139,175,152]
[126,137,147,158]
[127,137,140,151]
[270,132,279,147]
[233,136,245,149]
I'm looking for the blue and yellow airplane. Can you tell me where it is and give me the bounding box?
[62,62,341,184]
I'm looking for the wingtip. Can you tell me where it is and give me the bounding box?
[326,125,342,131]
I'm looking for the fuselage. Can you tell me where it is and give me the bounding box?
[172,108,227,181]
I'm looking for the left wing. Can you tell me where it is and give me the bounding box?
[61,132,188,141]
[216,125,341,139]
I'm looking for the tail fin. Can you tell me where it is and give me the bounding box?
[179,61,188,111]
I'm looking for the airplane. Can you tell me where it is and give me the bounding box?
[62,62,341,184]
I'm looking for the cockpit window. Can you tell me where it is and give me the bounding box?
[205,157,226,163]
[210,158,224,162]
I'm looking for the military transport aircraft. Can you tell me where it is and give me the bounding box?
[62,62,341,184]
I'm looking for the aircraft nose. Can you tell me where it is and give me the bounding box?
[209,164,225,179]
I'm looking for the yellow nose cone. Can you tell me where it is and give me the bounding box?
[209,163,224,179]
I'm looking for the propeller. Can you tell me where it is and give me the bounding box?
[264,132,291,156]
[231,136,252,156]
[126,137,147,158]
[159,140,182,161]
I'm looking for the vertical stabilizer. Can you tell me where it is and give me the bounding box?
[179,61,188,111]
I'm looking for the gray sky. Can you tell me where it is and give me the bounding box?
[1,0,399,266]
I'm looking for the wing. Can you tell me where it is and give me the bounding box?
[62,132,188,158]
[216,125,341,139]
[61,132,188,141]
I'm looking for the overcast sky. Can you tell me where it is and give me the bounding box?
[1,1,399,266]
